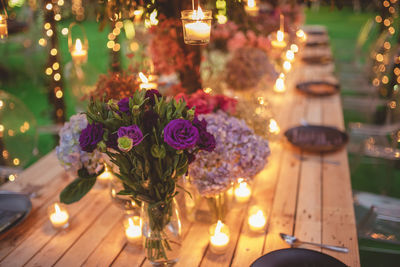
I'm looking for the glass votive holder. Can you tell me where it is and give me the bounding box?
[247,206,267,233]
[209,220,230,254]
[181,9,212,45]
[48,202,69,229]
[123,215,142,245]
[234,178,252,204]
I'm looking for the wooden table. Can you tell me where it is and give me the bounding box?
[0,31,360,267]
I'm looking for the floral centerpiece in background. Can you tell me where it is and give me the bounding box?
[56,114,104,189]
[58,89,215,265]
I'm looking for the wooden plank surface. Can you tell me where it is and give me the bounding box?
[0,28,360,267]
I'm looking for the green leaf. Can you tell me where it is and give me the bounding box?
[60,176,97,204]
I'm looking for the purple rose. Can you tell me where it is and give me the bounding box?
[79,123,104,152]
[117,125,144,148]
[118,97,130,114]
[143,110,159,132]
[164,119,199,150]
[197,130,216,152]
[145,89,161,106]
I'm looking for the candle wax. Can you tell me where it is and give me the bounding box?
[248,210,266,232]
[125,217,142,243]
[234,182,251,203]
[184,21,211,41]
[50,204,69,229]
[210,221,230,254]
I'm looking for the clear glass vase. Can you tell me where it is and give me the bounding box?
[141,198,182,266]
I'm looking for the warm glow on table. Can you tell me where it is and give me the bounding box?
[49,203,69,229]
[139,72,158,90]
[71,38,87,64]
[209,220,230,254]
[124,216,142,244]
[234,178,251,203]
[248,209,266,233]
[274,73,286,93]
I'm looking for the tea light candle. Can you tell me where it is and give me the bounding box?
[283,60,292,72]
[234,178,251,203]
[290,44,299,53]
[271,14,286,48]
[97,164,113,186]
[49,203,69,229]
[296,29,307,42]
[274,73,286,93]
[285,50,295,62]
[124,216,142,244]
[268,118,280,135]
[245,0,259,16]
[248,209,266,233]
[138,72,158,90]
[71,38,88,64]
[0,15,8,39]
[209,220,230,254]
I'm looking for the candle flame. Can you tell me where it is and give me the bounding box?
[54,203,61,213]
[269,119,280,134]
[277,30,284,42]
[283,61,292,72]
[248,0,256,8]
[128,218,134,227]
[139,72,149,83]
[215,220,223,234]
[75,38,83,51]
[237,177,244,183]
[192,5,205,20]
[290,44,299,53]
[286,50,294,61]
[274,73,285,93]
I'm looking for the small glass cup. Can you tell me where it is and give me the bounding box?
[181,9,212,45]
[48,202,69,229]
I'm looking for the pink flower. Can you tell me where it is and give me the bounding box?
[215,95,237,115]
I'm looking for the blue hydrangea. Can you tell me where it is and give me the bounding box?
[189,111,270,197]
[56,114,103,176]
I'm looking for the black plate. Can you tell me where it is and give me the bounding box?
[302,56,333,65]
[0,191,32,234]
[296,81,340,96]
[251,248,346,267]
[284,125,348,153]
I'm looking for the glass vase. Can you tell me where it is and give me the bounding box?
[141,198,182,266]
[205,192,229,223]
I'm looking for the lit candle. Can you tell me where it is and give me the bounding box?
[248,208,266,233]
[71,38,88,64]
[271,14,286,48]
[274,73,286,93]
[285,50,295,62]
[234,178,251,203]
[97,164,113,186]
[296,29,307,42]
[290,44,299,53]
[124,216,142,244]
[138,72,158,90]
[181,6,212,44]
[209,220,230,254]
[268,118,280,135]
[283,60,292,72]
[0,14,7,39]
[49,203,69,229]
[245,0,259,16]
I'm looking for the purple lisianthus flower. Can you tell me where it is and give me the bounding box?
[143,110,159,132]
[192,116,207,132]
[145,89,161,106]
[106,132,119,151]
[117,125,144,151]
[164,119,199,150]
[118,97,130,114]
[197,130,216,152]
[79,123,105,152]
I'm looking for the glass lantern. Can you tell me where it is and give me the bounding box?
[181,8,212,45]
[68,22,89,65]
[244,0,260,17]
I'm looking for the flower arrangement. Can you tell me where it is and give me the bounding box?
[189,111,270,197]
[59,89,215,262]
[56,114,104,178]
[225,47,277,90]
[211,21,271,53]
[175,89,237,116]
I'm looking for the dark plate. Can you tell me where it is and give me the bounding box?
[302,56,333,65]
[251,248,346,267]
[0,191,32,234]
[284,125,348,153]
[296,81,340,96]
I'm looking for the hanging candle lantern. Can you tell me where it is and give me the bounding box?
[244,0,259,17]
[0,2,8,40]
[68,22,88,65]
[181,1,212,45]
[270,14,287,49]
